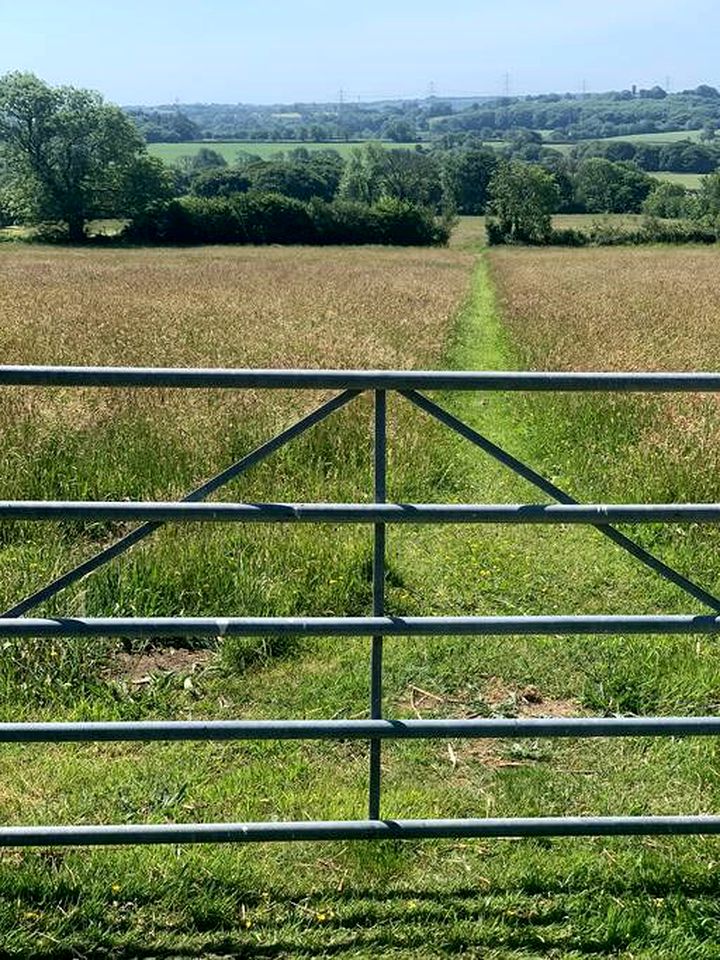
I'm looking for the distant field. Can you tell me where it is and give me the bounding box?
[552,212,646,230]
[450,214,647,248]
[148,139,425,163]
[598,129,704,144]
[545,141,574,155]
[651,170,705,188]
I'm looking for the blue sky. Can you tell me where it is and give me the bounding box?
[0,0,716,105]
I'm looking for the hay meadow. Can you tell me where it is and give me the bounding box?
[1,237,720,956]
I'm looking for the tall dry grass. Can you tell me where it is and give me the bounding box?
[489,247,720,374]
[0,243,473,686]
[0,243,472,473]
[489,247,720,601]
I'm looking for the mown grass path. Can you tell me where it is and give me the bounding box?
[3,249,720,958]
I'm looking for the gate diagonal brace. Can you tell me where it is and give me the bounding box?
[401,389,720,614]
[2,389,361,619]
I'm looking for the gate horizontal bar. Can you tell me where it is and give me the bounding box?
[4,716,720,742]
[4,501,720,524]
[3,366,720,392]
[1,615,720,638]
[3,815,720,847]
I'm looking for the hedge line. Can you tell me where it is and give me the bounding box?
[124,193,449,246]
[487,217,718,247]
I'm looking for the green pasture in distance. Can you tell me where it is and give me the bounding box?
[651,170,705,188]
[590,129,704,144]
[148,140,426,163]
[544,141,574,154]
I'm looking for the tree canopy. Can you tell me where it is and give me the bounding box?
[488,160,559,242]
[0,72,171,240]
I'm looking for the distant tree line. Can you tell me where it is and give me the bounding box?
[169,140,706,221]
[124,101,434,144]
[0,74,448,246]
[122,86,720,147]
[429,87,720,141]
[126,109,202,143]
[486,159,720,246]
[572,138,719,173]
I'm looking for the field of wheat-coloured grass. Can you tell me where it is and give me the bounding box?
[489,246,720,501]
[0,243,472,633]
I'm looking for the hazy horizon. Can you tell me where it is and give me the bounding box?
[1,0,716,106]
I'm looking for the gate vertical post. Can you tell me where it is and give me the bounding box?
[368,389,386,820]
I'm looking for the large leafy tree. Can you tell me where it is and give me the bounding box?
[440,146,498,214]
[0,72,171,240]
[574,158,653,214]
[488,160,559,242]
[339,143,441,208]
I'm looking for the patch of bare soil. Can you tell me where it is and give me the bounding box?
[398,677,583,771]
[105,646,213,684]
[481,677,581,719]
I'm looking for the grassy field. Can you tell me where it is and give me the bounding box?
[2,241,720,956]
[450,214,647,248]
[650,171,705,188]
[598,130,704,144]
[0,242,472,626]
[148,140,425,163]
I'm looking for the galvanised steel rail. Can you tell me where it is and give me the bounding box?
[2,365,720,848]
[4,365,720,391]
[3,817,720,848]
[2,615,720,638]
[3,716,720,742]
[5,501,720,523]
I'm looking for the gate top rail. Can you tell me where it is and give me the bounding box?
[2,501,720,523]
[2,365,720,391]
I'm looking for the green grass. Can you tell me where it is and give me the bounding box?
[2,248,720,956]
[650,171,706,188]
[148,140,426,163]
[597,130,704,144]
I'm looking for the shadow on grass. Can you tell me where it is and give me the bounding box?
[19,873,720,960]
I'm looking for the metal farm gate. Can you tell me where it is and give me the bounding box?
[1,365,720,847]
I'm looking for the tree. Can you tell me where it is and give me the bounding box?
[0,72,167,241]
[190,147,228,170]
[694,85,720,99]
[440,147,497,214]
[191,168,253,198]
[381,118,417,142]
[339,143,441,208]
[694,172,720,227]
[642,181,694,219]
[339,144,386,204]
[574,158,653,213]
[248,158,341,202]
[488,160,559,242]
